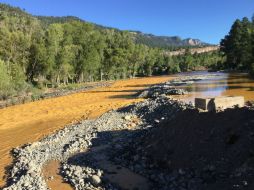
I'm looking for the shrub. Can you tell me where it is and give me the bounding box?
[10,64,28,92]
[0,60,13,100]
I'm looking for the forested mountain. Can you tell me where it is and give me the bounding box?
[36,16,209,49]
[220,16,254,74]
[0,3,222,100]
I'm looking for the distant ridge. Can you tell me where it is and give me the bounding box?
[36,16,210,49]
[129,31,210,48]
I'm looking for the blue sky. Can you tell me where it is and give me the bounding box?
[0,0,253,44]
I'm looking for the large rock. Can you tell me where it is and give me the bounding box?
[90,175,101,186]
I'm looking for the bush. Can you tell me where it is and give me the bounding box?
[0,60,30,100]
[168,62,181,74]
[0,60,13,100]
[10,64,28,92]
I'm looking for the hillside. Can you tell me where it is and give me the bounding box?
[36,16,209,48]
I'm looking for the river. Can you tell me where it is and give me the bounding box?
[173,71,254,103]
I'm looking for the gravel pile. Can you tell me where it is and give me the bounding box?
[137,85,187,98]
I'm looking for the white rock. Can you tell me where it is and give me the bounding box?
[90,175,101,186]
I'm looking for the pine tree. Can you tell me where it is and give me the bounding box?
[220,19,242,69]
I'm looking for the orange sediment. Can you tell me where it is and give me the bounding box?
[0,76,172,188]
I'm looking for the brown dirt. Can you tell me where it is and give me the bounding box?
[0,75,172,188]
[42,160,73,190]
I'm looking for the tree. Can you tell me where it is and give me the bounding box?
[238,17,252,69]
[57,45,76,84]
[127,44,146,78]
[220,19,242,69]
[45,23,64,84]
[250,16,254,75]
[179,49,193,71]
[27,37,47,83]
[166,56,180,74]
[220,17,253,70]
[143,48,156,76]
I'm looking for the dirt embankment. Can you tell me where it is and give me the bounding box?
[121,107,254,190]
[0,76,173,188]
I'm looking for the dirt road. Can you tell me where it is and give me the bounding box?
[0,76,172,188]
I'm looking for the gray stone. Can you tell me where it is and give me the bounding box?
[90,175,101,186]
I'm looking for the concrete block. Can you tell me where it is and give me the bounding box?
[195,96,245,111]
[195,98,212,110]
[213,96,244,111]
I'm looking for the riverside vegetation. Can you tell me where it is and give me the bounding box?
[0,3,222,101]
[220,15,254,74]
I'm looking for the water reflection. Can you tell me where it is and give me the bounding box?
[173,71,254,103]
